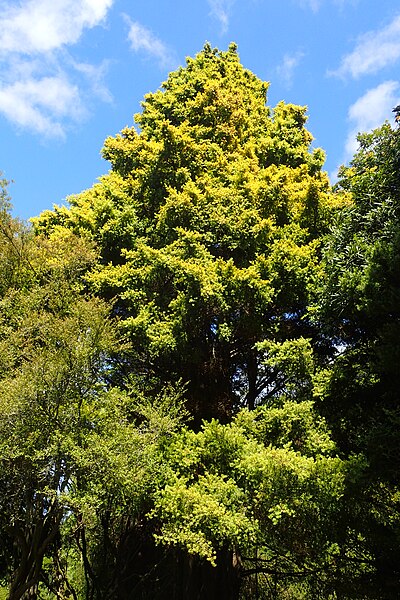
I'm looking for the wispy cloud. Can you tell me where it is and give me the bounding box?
[276,51,305,88]
[297,0,321,11]
[72,60,113,103]
[0,0,114,136]
[345,81,400,157]
[124,17,176,69]
[331,15,400,79]
[297,0,355,12]
[207,0,234,34]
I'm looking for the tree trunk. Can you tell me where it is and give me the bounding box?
[246,352,258,411]
[113,531,242,600]
[175,548,241,600]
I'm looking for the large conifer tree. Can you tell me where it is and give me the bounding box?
[35,44,335,423]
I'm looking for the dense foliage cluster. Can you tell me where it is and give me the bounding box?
[0,44,399,599]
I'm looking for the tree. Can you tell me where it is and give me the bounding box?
[33,44,336,424]
[0,175,34,297]
[0,189,198,599]
[314,122,400,597]
[0,209,120,598]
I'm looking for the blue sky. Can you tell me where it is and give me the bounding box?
[0,0,399,219]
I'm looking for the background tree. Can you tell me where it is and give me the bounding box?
[314,121,400,597]
[0,209,114,598]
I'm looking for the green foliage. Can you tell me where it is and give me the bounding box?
[149,406,361,597]
[0,234,121,597]
[0,229,188,598]
[235,399,336,457]
[317,123,400,338]
[0,177,34,297]
[315,123,400,447]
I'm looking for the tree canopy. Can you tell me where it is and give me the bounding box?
[34,43,335,423]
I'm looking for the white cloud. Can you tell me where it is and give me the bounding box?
[0,0,114,136]
[0,75,84,137]
[72,61,113,103]
[125,17,176,69]
[276,51,305,88]
[331,15,400,79]
[297,0,354,11]
[207,0,234,34]
[0,0,113,54]
[330,81,399,179]
[345,81,400,157]
[297,0,321,11]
